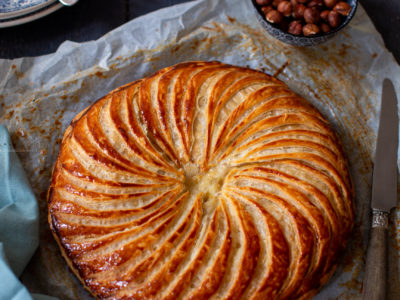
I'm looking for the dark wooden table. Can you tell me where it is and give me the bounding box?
[0,0,399,63]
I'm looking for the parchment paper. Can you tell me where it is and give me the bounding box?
[0,0,399,299]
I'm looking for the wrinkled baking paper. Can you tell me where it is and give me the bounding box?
[0,0,399,298]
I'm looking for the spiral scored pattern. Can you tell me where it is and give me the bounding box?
[48,61,354,300]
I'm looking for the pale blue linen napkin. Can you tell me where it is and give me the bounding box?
[0,125,58,300]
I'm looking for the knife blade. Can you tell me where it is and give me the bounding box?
[362,78,398,300]
[371,78,398,212]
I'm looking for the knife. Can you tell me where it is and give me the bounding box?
[362,78,398,300]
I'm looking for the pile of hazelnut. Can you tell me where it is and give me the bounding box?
[255,0,352,36]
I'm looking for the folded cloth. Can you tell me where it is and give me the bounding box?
[0,125,57,300]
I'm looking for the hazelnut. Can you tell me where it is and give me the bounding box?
[297,0,309,3]
[272,0,284,7]
[278,1,293,17]
[266,10,284,23]
[304,7,320,23]
[256,0,273,5]
[288,20,303,35]
[334,1,352,16]
[292,4,306,19]
[324,0,337,8]
[308,0,323,9]
[320,10,330,21]
[290,0,298,6]
[303,23,320,36]
[320,23,331,32]
[328,10,341,27]
[261,5,274,15]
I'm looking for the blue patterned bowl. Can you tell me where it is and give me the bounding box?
[250,0,357,46]
[0,0,54,19]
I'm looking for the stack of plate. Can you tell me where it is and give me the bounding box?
[0,0,64,28]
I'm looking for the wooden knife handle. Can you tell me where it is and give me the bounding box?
[362,210,388,300]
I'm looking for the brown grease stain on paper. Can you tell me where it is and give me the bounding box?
[12,64,25,79]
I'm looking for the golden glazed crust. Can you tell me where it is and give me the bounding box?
[48,61,354,300]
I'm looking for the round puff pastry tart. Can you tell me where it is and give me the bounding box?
[48,61,354,300]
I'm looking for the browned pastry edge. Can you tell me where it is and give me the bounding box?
[48,208,100,300]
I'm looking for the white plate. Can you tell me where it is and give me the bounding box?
[0,1,63,28]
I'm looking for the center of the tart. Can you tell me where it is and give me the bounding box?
[183,163,230,201]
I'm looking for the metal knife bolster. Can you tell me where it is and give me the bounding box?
[371,209,389,229]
